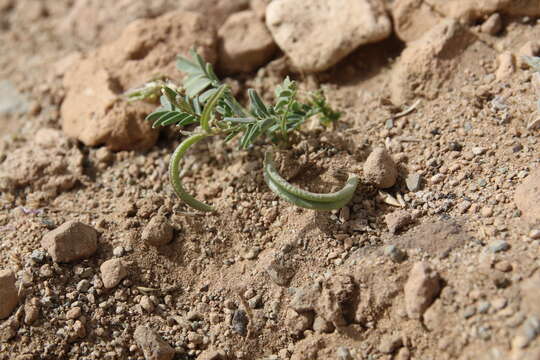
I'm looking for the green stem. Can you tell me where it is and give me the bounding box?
[264,152,358,203]
[169,133,215,212]
[263,151,358,210]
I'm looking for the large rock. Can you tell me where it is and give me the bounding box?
[218,10,277,73]
[265,0,391,72]
[404,262,441,319]
[0,270,18,320]
[61,11,218,151]
[41,221,98,263]
[515,167,540,225]
[390,19,477,104]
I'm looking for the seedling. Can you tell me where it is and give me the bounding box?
[127,50,359,212]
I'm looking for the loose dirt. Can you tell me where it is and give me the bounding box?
[1,1,540,359]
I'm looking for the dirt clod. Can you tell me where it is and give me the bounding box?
[141,215,174,247]
[363,147,397,189]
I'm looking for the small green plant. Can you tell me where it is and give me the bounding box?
[127,50,358,212]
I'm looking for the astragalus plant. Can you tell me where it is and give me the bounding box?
[128,50,358,212]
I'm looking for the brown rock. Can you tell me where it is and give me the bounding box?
[134,325,175,360]
[141,215,174,246]
[480,13,502,35]
[262,250,294,286]
[495,51,515,81]
[515,167,540,224]
[100,258,128,289]
[312,315,334,333]
[315,275,355,327]
[266,0,391,72]
[61,11,218,151]
[285,309,314,336]
[404,262,442,319]
[218,10,276,73]
[390,19,476,104]
[0,270,18,319]
[41,221,98,263]
[392,0,444,42]
[23,301,39,325]
[385,210,413,234]
[363,147,397,188]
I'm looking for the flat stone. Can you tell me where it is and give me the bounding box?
[41,221,98,263]
[266,0,391,72]
[405,173,422,192]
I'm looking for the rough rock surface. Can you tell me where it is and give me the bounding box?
[0,145,83,195]
[100,258,128,289]
[392,0,540,41]
[58,0,178,45]
[363,147,397,189]
[134,326,175,360]
[61,11,218,150]
[390,219,470,257]
[141,215,174,247]
[390,19,477,104]
[178,0,249,24]
[218,10,276,73]
[0,270,18,320]
[265,0,391,72]
[404,262,442,319]
[392,0,444,42]
[514,167,540,224]
[41,221,98,263]
[521,273,540,317]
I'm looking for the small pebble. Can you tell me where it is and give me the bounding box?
[112,246,124,257]
[336,346,353,360]
[489,240,510,253]
[76,279,91,292]
[529,229,540,240]
[384,245,407,263]
[405,173,422,192]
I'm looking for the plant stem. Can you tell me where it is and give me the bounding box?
[263,151,358,210]
[169,133,215,212]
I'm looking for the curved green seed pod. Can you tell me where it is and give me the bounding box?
[264,152,359,203]
[169,133,214,212]
[263,167,354,210]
